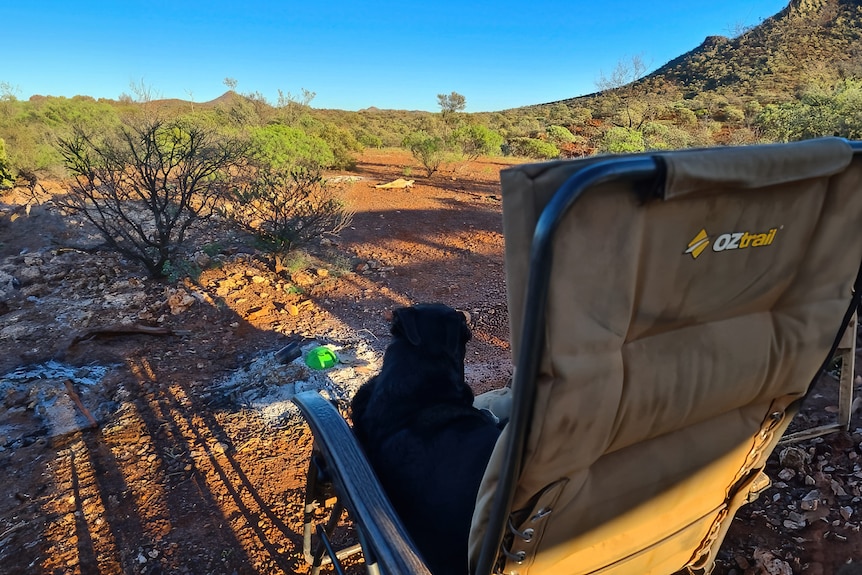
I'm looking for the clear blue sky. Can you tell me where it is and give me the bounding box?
[4,0,789,112]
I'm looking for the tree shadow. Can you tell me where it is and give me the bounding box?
[0,292,313,574]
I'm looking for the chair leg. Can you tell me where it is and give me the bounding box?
[302,448,364,573]
[780,315,858,444]
[837,314,857,430]
[311,501,345,575]
[303,451,330,565]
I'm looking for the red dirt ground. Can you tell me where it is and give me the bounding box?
[0,148,860,574]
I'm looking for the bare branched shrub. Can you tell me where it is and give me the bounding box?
[56,118,246,278]
[229,166,353,265]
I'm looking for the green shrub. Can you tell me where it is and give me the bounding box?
[0,138,14,188]
[36,96,119,132]
[671,105,698,127]
[317,122,362,170]
[249,124,334,170]
[454,124,504,159]
[717,105,746,124]
[403,131,446,176]
[642,122,693,150]
[600,127,646,153]
[507,137,560,159]
[355,129,383,148]
[546,125,577,145]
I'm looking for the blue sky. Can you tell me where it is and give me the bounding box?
[4,0,789,112]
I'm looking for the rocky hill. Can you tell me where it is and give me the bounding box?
[649,0,862,101]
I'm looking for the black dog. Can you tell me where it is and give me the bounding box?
[351,303,501,575]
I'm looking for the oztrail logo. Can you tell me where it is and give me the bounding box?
[685,227,779,260]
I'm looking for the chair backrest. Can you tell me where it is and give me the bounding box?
[470,138,862,575]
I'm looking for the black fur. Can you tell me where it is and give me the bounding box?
[351,303,500,575]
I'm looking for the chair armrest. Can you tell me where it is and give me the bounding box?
[292,391,432,575]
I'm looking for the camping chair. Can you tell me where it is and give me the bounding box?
[293,137,862,575]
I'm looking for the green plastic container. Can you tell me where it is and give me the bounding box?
[305,346,339,370]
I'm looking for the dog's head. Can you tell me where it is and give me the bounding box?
[390,303,471,360]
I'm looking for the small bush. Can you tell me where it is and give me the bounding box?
[230,166,354,260]
[546,125,577,145]
[600,127,646,153]
[355,129,383,149]
[642,122,693,150]
[507,137,560,159]
[454,124,504,159]
[317,122,362,170]
[0,138,14,189]
[278,249,313,274]
[249,124,335,170]
[403,131,446,176]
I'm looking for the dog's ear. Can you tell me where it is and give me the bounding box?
[446,310,472,357]
[392,306,422,346]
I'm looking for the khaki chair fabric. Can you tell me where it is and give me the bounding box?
[470,138,862,574]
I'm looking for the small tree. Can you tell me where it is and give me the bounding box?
[437,91,466,136]
[276,88,316,125]
[230,166,353,263]
[56,118,246,278]
[596,55,652,129]
[437,91,466,116]
[403,131,446,176]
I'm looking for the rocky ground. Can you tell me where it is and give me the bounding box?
[0,148,860,574]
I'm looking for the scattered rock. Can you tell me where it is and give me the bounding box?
[0,271,20,299]
[194,253,212,268]
[800,489,821,511]
[831,479,848,496]
[753,548,793,575]
[165,288,196,315]
[779,445,810,470]
[778,467,796,481]
[290,270,316,287]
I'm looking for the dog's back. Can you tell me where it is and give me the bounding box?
[350,304,500,575]
[374,406,499,575]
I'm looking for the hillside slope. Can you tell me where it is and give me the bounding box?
[651,0,862,100]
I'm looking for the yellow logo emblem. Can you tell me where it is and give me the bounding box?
[685,227,779,260]
[685,228,710,259]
